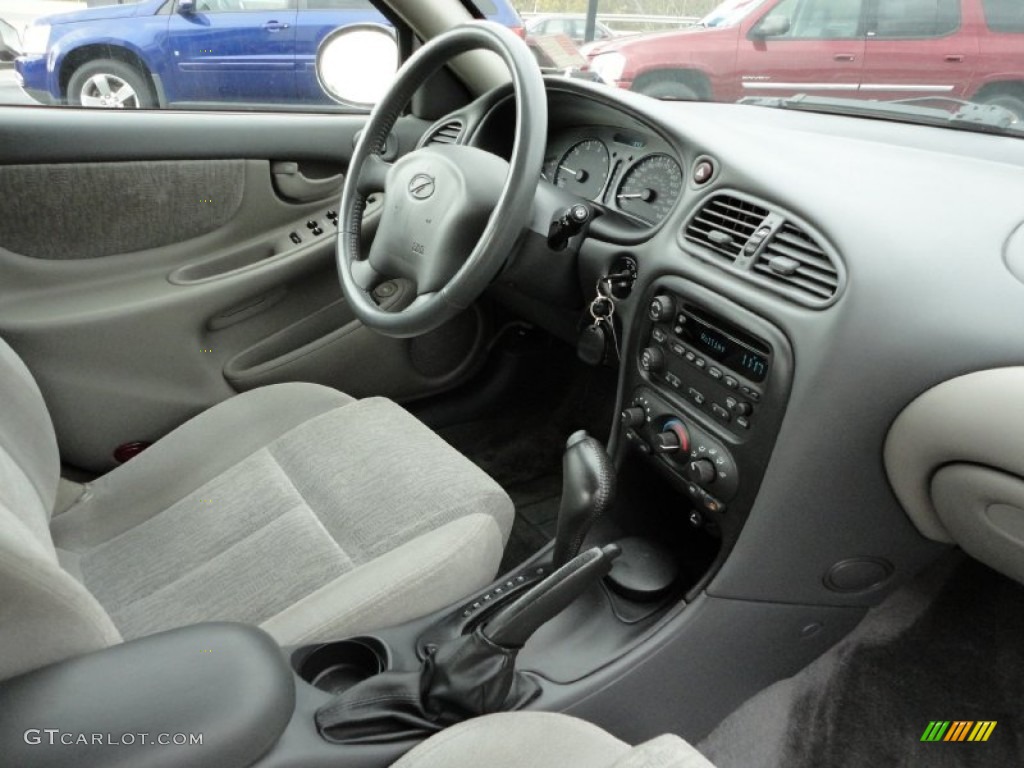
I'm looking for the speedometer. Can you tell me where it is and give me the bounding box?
[554,139,610,200]
[615,154,683,226]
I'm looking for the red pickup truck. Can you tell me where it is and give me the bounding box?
[584,0,1024,120]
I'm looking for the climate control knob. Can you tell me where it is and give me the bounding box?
[648,295,676,322]
[640,347,665,373]
[652,418,690,455]
[620,407,646,428]
[688,458,717,485]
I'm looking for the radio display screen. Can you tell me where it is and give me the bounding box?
[678,309,770,382]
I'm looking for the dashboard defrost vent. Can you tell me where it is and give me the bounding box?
[426,119,464,145]
[684,195,770,262]
[754,222,839,302]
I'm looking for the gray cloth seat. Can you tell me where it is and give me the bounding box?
[0,334,513,681]
[391,712,717,768]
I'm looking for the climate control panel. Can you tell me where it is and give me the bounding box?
[622,387,739,517]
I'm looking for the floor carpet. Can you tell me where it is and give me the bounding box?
[700,554,1024,767]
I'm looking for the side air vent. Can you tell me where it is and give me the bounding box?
[684,195,770,263]
[754,222,839,302]
[425,119,464,145]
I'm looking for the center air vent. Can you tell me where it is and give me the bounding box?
[684,195,770,262]
[425,119,464,146]
[682,190,845,307]
[754,222,839,302]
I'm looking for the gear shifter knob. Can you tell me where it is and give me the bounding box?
[552,430,616,567]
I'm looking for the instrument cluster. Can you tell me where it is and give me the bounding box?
[542,127,684,227]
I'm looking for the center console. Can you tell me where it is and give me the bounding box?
[616,277,794,564]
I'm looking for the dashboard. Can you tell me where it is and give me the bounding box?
[424,76,1024,619]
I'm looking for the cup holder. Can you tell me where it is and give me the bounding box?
[294,637,388,695]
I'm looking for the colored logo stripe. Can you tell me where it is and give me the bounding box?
[968,722,997,742]
[944,721,973,741]
[921,721,996,742]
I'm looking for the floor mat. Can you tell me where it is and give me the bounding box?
[700,555,1024,767]
[439,413,565,573]
[436,353,617,572]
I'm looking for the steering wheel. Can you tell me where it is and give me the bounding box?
[336,22,547,338]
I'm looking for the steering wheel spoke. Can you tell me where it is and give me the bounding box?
[356,154,392,197]
[351,258,385,293]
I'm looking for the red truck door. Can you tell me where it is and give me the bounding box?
[859,0,978,100]
[734,0,866,101]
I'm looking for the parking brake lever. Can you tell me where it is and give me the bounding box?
[484,543,621,647]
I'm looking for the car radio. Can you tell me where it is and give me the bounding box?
[638,294,773,434]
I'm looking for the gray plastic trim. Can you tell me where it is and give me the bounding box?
[932,464,1024,585]
[884,367,1024,544]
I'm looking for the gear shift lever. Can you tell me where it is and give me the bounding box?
[552,430,616,567]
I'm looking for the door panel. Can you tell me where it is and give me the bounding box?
[737,0,866,98]
[859,0,977,100]
[0,160,246,260]
[166,1,299,105]
[0,109,482,472]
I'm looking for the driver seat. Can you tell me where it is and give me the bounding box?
[0,334,513,680]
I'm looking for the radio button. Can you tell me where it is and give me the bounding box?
[724,375,739,389]
[740,385,762,402]
[687,387,706,406]
[685,351,696,363]
[652,328,667,343]
[711,404,731,422]
[640,347,665,373]
[648,295,675,322]
[726,397,752,417]
[736,416,751,430]
[670,342,686,357]
[708,367,723,381]
[694,358,706,370]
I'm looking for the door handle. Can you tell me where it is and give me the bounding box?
[263,20,290,31]
[271,161,344,203]
[834,53,856,62]
[944,54,965,63]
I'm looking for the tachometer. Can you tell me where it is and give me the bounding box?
[615,154,683,226]
[554,139,610,200]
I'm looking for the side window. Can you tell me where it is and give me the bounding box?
[792,0,863,38]
[760,0,864,39]
[195,0,293,11]
[304,0,375,8]
[873,0,960,37]
[981,0,1024,33]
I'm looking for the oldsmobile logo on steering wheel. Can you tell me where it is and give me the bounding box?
[408,173,436,200]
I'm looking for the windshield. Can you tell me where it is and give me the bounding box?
[580,0,1023,139]
[699,0,769,28]
[2,0,1022,138]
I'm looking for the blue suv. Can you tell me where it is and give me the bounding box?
[15,0,523,108]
